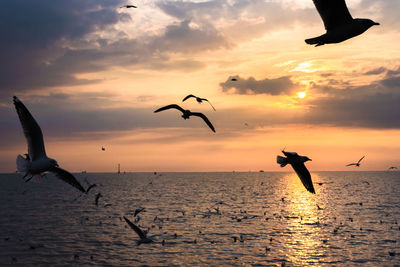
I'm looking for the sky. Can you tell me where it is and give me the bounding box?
[1,0,400,172]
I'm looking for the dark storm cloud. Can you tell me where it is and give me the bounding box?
[0,0,233,93]
[304,66,400,128]
[220,76,296,95]
[0,0,129,91]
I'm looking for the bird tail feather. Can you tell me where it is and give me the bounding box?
[277,156,288,167]
[16,154,29,173]
[305,36,324,47]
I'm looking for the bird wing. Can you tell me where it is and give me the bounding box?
[123,216,146,239]
[48,166,86,193]
[282,151,298,158]
[291,162,315,194]
[203,99,216,111]
[190,112,216,132]
[357,156,365,164]
[13,96,47,160]
[346,163,356,166]
[182,94,196,102]
[312,0,353,31]
[154,104,185,114]
[86,184,97,194]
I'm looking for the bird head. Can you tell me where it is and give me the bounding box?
[50,158,59,167]
[360,18,380,29]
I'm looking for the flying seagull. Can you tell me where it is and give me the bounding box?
[306,0,379,46]
[182,94,216,111]
[388,166,398,170]
[101,147,105,151]
[134,207,146,217]
[346,156,365,167]
[154,104,215,132]
[95,193,102,206]
[120,5,137,8]
[277,150,315,194]
[123,216,155,244]
[13,96,86,193]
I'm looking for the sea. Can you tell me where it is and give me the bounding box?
[0,172,399,266]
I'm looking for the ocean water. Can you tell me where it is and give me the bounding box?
[0,171,399,266]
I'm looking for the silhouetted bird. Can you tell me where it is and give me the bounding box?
[120,5,137,8]
[182,94,216,111]
[231,78,238,81]
[134,207,146,217]
[346,156,365,167]
[101,147,105,151]
[277,150,315,193]
[154,104,215,132]
[123,216,154,244]
[85,184,97,194]
[306,0,379,46]
[13,96,85,193]
[95,193,102,206]
[388,166,398,170]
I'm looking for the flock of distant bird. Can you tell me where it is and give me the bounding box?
[11,0,385,245]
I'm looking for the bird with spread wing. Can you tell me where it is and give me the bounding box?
[277,150,315,194]
[182,94,216,111]
[154,104,215,132]
[346,156,365,167]
[13,96,85,193]
[306,0,379,46]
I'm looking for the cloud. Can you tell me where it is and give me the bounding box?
[364,67,388,75]
[220,75,297,95]
[0,0,129,91]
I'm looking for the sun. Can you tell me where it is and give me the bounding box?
[297,91,306,98]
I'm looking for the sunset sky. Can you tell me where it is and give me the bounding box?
[1,0,400,172]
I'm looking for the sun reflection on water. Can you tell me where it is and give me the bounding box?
[280,173,326,265]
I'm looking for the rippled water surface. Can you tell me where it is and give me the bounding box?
[0,172,399,266]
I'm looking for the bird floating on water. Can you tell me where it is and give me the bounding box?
[277,149,315,194]
[346,156,365,167]
[13,96,86,193]
[182,94,216,111]
[306,0,379,46]
[154,104,215,132]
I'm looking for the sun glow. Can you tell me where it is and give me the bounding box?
[297,91,306,98]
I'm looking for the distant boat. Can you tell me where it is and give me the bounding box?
[259,170,264,172]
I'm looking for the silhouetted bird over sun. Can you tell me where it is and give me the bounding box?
[277,150,315,194]
[306,0,379,46]
[13,96,86,193]
[182,94,216,111]
[154,104,215,132]
[346,156,365,167]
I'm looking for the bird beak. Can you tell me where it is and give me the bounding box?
[374,22,380,26]
[309,159,312,161]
